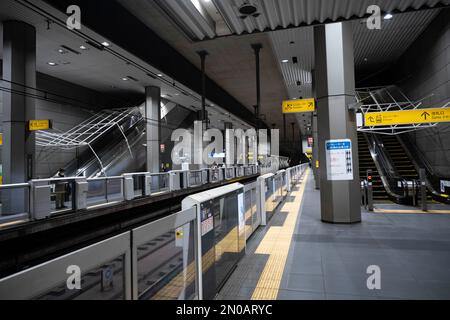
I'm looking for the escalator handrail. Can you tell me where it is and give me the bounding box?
[363,133,408,200]
[397,134,450,200]
[64,107,144,177]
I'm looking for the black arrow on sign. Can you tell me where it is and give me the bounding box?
[421,111,430,120]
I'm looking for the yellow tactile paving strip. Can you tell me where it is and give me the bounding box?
[251,169,309,300]
[374,208,450,215]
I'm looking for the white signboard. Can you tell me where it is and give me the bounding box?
[201,216,214,236]
[440,180,450,193]
[325,139,354,181]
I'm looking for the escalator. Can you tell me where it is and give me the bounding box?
[380,135,420,181]
[59,103,197,178]
[358,131,448,204]
[358,132,412,204]
[357,133,389,201]
[398,134,450,204]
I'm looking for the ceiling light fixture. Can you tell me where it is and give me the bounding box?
[281,59,289,63]
[80,45,87,50]
[47,62,57,66]
[157,74,163,77]
[121,77,129,81]
[101,41,110,47]
[384,13,393,20]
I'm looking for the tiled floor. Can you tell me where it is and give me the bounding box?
[216,169,450,300]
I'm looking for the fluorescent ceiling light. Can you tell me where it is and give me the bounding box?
[121,77,128,81]
[281,59,289,63]
[384,13,393,20]
[157,74,163,77]
[101,41,110,47]
[80,45,87,50]
[47,62,57,66]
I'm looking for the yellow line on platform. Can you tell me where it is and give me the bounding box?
[251,169,309,300]
[373,208,450,215]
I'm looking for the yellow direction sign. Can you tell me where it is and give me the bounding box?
[29,120,52,131]
[364,108,450,126]
[282,98,315,114]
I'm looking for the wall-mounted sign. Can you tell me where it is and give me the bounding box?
[325,139,353,181]
[364,108,450,126]
[29,120,52,131]
[282,98,315,114]
[440,180,450,193]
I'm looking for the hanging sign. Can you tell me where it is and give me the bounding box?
[364,108,450,126]
[282,98,315,113]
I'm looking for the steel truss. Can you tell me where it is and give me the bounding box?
[356,86,449,135]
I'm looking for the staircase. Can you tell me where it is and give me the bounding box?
[380,135,432,200]
[380,135,418,179]
[358,133,390,201]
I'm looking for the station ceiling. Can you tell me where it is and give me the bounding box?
[1,0,449,140]
[0,0,254,131]
[118,0,447,136]
[147,0,449,41]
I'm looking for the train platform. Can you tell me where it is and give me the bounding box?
[217,169,450,300]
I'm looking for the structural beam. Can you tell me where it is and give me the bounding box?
[145,86,161,173]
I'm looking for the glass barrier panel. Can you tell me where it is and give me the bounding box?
[151,174,170,194]
[87,180,107,206]
[265,178,275,221]
[107,179,123,202]
[214,193,240,290]
[251,187,259,229]
[244,189,253,240]
[0,187,29,216]
[132,175,145,197]
[50,181,75,213]
[33,255,127,300]
[137,221,197,300]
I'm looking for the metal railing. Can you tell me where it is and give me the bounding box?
[0,183,30,224]
[0,165,309,299]
[87,176,124,207]
[0,163,301,228]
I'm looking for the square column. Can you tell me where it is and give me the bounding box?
[314,22,361,223]
[2,21,36,184]
[145,86,161,173]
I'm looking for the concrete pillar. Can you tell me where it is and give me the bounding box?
[314,22,361,223]
[2,21,36,183]
[2,21,36,213]
[312,113,320,190]
[145,86,161,173]
[311,69,320,189]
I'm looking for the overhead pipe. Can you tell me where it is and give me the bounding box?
[197,50,208,129]
[251,43,262,129]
